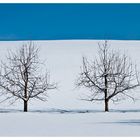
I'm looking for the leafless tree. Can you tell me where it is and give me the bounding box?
[76,41,140,111]
[0,42,57,112]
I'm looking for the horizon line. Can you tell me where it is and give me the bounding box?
[1,38,140,41]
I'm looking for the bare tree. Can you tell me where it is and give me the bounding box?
[76,41,140,112]
[0,42,57,112]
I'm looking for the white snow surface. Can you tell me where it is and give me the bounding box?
[0,109,140,136]
[0,40,140,136]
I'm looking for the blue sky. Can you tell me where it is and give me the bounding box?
[0,4,140,40]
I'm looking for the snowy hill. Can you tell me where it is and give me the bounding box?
[0,40,140,110]
[0,40,140,136]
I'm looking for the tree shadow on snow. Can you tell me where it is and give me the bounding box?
[0,108,140,114]
[28,109,140,114]
[30,109,104,114]
[0,108,22,113]
[0,108,105,114]
[102,119,140,126]
[110,109,140,113]
[116,120,140,126]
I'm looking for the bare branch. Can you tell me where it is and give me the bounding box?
[76,41,140,111]
[0,41,57,112]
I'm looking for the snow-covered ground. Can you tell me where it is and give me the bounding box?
[0,40,140,136]
[0,109,140,136]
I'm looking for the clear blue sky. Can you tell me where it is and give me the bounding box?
[0,4,140,40]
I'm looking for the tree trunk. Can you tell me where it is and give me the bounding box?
[104,73,109,112]
[24,100,28,112]
[105,99,109,112]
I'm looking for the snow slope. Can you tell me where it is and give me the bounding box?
[0,109,140,136]
[0,40,140,136]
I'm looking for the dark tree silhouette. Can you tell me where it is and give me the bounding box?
[76,41,139,111]
[0,42,57,112]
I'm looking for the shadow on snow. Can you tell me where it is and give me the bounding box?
[101,119,140,126]
[0,108,140,114]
